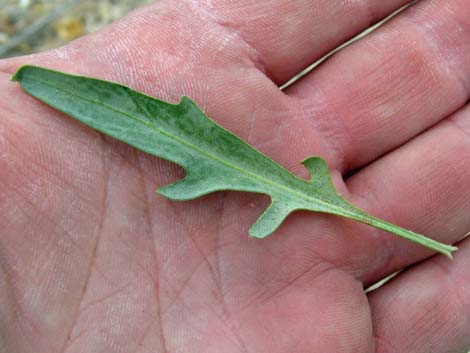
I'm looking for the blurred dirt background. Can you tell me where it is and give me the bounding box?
[0,0,152,58]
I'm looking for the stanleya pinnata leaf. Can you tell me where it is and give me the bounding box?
[11,65,458,258]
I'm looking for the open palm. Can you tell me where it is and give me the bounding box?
[1,1,470,352]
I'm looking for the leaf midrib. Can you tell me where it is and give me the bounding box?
[27,75,354,217]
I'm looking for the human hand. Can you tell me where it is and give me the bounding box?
[1,1,469,352]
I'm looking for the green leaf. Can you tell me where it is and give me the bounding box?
[11,65,458,258]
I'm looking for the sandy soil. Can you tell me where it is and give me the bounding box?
[0,0,152,58]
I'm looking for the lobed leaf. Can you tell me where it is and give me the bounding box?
[12,65,458,258]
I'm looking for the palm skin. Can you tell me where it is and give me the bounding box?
[1,1,470,352]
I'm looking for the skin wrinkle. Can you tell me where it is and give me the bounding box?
[4,185,99,283]
[449,114,470,145]
[13,186,99,270]
[181,300,240,351]
[434,125,470,218]
[428,257,470,331]
[61,328,88,352]
[147,196,251,352]
[115,4,210,87]
[102,140,171,190]
[353,0,377,28]
[58,136,110,353]
[453,280,470,339]
[443,8,470,94]
[168,199,227,307]
[5,133,97,206]
[212,193,252,353]
[300,97,352,174]
[14,312,40,353]
[187,0,272,79]
[158,277,235,350]
[209,308,251,353]
[409,303,451,352]
[408,14,470,100]
[159,266,201,317]
[350,41,433,152]
[401,26,442,89]
[136,150,170,353]
[156,230,251,317]
[289,79,338,148]
[0,248,24,351]
[135,319,156,349]
[245,92,258,146]
[256,262,335,307]
[373,332,399,353]
[213,192,226,294]
[153,198,245,348]
[236,259,332,315]
[77,282,133,315]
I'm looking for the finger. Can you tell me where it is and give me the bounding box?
[346,103,470,285]
[368,236,470,353]
[0,0,415,85]
[287,0,470,173]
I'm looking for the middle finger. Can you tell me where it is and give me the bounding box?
[286,0,470,174]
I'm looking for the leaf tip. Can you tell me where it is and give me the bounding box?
[442,245,458,260]
[248,228,270,239]
[300,156,326,166]
[10,65,33,83]
[249,221,288,239]
[300,156,341,195]
[156,186,179,200]
[300,156,330,180]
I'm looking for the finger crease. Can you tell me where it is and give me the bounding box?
[186,0,272,79]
